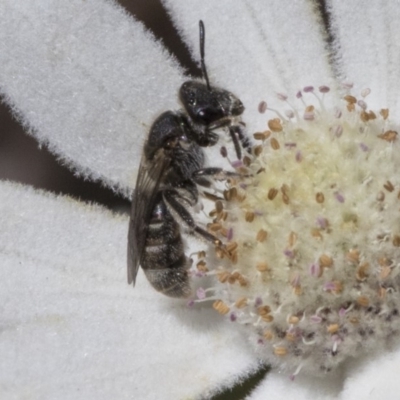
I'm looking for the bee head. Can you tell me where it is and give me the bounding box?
[179,81,244,125]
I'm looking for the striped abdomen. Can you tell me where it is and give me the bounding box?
[141,197,191,298]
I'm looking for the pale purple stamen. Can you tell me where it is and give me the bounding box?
[342,82,354,89]
[339,308,346,317]
[324,281,336,291]
[285,110,295,119]
[310,315,322,323]
[220,146,228,158]
[258,101,267,113]
[309,263,321,277]
[284,249,295,258]
[239,183,248,189]
[316,217,328,229]
[319,85,330,93]
[303,86,314,93]
[331,125,343,137]
[361,88,371,97]
[187,299,195,307]
[296,91,302,99]
[277,93,288,101]
[196,287,206,300]
[359,143,369,152]
[303,112,315,121]
[286,325,296,335]
[334,107,342,118]
[357,100,367,110]
[334,192,345,203]
[285,142,297,148]
[231,160,243,168]
[255,297,263,307]
[230,312,237,322]
[227,227,233,241]
[291,274,301,286]
[295,151,303,162]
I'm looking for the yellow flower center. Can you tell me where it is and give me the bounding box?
[196,88,400,376]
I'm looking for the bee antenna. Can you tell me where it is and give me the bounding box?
[199,20,211,91]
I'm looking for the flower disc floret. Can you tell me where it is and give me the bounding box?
[198,88,400,376]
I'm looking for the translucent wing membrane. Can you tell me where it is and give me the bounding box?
[128,150,170,284]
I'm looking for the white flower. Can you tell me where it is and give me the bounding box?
[1,1,400,399]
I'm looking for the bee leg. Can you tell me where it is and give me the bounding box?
[163,190,222,245]
[193,167,240,183]
[228,125,242,160]
[193,168,243,191]
[207,119,251,160]
[230,123,252,156]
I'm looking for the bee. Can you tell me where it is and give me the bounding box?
[127,21,248,297]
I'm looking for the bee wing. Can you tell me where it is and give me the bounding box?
[127,149,171,285]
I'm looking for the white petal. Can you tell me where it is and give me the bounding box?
[163,0,336,131]
[328,1,400,120]
[0,0,184,194]
[243,340,400,399]
[0,182,258,400]
[245,370,343,400]
[340,350,400,399]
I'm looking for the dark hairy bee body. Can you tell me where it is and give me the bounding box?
[127,21,249,297]
[129,110,211,297]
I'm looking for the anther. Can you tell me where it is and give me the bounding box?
[356,296,369,307]
[270,137,280,150]
[380,109,389,120]
[256,229,268,242]
[316,192,325,203]
[213,300,230,315]
[245,211,255,222]
[268,118,283,132]
[253,145,263,157]
[392,235,400,247]
[235,297,248,308]
[378,130,397,142]
[256,262,270,272]
[319,254,333,268]
[258,101,267,113]
[327,324,339,334]
[253,131,271,141]
[268,188,278,200]
[383,181,394,192]
[274,346,288,356]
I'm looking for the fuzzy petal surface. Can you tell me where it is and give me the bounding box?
[0,0,185,194]
[0,181,258,400]
[328,0,400,120]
